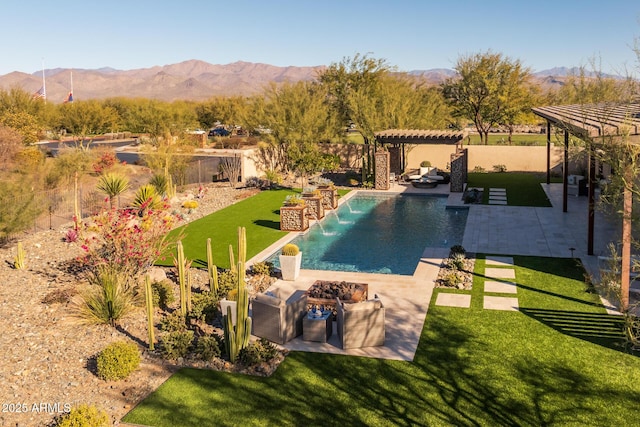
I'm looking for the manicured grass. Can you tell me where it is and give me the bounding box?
[123,256,640,426]
[467,172,561,207]
[160,188,350,269]
[159,189,297,269]
[466,133,548,146]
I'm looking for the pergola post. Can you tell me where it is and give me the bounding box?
[621,167,633,311]
[563,130,569,213]
[546,121,551,184]
[587,144,596,255]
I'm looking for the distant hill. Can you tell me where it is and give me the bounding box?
[0,59,611,103]
[0,60,326,103]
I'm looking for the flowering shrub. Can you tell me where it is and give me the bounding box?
[78,204,181,277]
[92,151,120,174]
[182,200,199,209]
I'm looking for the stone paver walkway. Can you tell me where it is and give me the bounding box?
[484,296,519,311]
[488,187,507,205]
[485,267,516,279]
[484,281,517,293]
[435,293,471,308]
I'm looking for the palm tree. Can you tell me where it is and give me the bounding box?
[97,173,130,209]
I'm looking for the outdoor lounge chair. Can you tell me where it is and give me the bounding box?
[251,289,307,345]
[336,296,385,349]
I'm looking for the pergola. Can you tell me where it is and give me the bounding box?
[374,129,468,174]
[532,102,640,309]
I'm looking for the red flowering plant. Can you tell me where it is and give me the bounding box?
[92,151,120,174]
[72,200,183,326]
[77,201,182,279]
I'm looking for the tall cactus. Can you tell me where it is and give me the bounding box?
[174,240,189,317]
[187,269,192,313]
[144,274,155,350]
[228,244,236,274]
[14,241,26,270]
[223,227,252,362]
[206,238,219,295]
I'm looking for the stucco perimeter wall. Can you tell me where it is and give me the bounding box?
[407,144,573,173]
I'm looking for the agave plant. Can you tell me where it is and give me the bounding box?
[96,173,129,209]
[132,184,164,215]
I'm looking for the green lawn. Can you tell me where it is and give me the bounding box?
[466,133,548,146]
[160,188,350,269]
[123,256,640,426]
[160,188,297,269]
[467,172,561,207]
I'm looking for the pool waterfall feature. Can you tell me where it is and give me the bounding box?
[269,193,468,276]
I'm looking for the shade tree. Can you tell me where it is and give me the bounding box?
[442,51,532,144]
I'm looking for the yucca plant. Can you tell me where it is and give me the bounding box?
[149,174,168,196]
[73,265,140,327]
[132,184,164,215]
[96,173,130,209]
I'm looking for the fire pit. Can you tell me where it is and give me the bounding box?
[306,280,368,313]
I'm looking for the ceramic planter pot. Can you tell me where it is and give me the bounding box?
[279,252,302,281]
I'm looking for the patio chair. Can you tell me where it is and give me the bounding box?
[335,296,385,349]
[251,289,307,345]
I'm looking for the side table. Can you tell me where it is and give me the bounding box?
[302,311,332,342]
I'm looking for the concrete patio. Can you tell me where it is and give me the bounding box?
[247,181,625,361]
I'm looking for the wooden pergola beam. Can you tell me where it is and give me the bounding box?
[532,102,640,311]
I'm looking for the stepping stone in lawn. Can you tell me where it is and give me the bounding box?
[485,268,516,279]
[489,195,507,201]
[485,256,514,266]
[484,296,519,311]
[488,200,508,205]
[435,293,471,308]
[489,188,506,193]
[484,281,517,294]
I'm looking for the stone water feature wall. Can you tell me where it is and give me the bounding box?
[374,151,391,190]
[303,195,324,219]
[318,187,338,209]
[450,148,468,192]
[280,206,309,231]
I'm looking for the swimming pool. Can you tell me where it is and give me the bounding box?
[268,193,468,275]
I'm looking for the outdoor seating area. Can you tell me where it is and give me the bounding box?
[251,289,307,345]
[251,280,387,350]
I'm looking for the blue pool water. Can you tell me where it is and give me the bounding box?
[269,193,468,275]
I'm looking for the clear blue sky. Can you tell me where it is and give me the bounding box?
[2,0,638,76]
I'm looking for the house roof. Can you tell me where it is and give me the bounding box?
[532,102,640,142]
[374,129,467,144]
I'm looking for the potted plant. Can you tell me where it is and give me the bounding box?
[279,243,302,281]
[315,178,338,209]
[219,288,238,326]
[280,195,309,231]
[302,187,324,219]
[419,160,434,176]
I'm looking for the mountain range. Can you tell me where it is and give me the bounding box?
[0,59,590,103]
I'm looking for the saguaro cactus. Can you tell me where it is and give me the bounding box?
[144,274,155,350]
[223,227,252,362]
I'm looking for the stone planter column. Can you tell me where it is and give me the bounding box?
[375,151,390,190]
[302,195,324,219]
[318,187,338,210]
[280,205,309,231]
